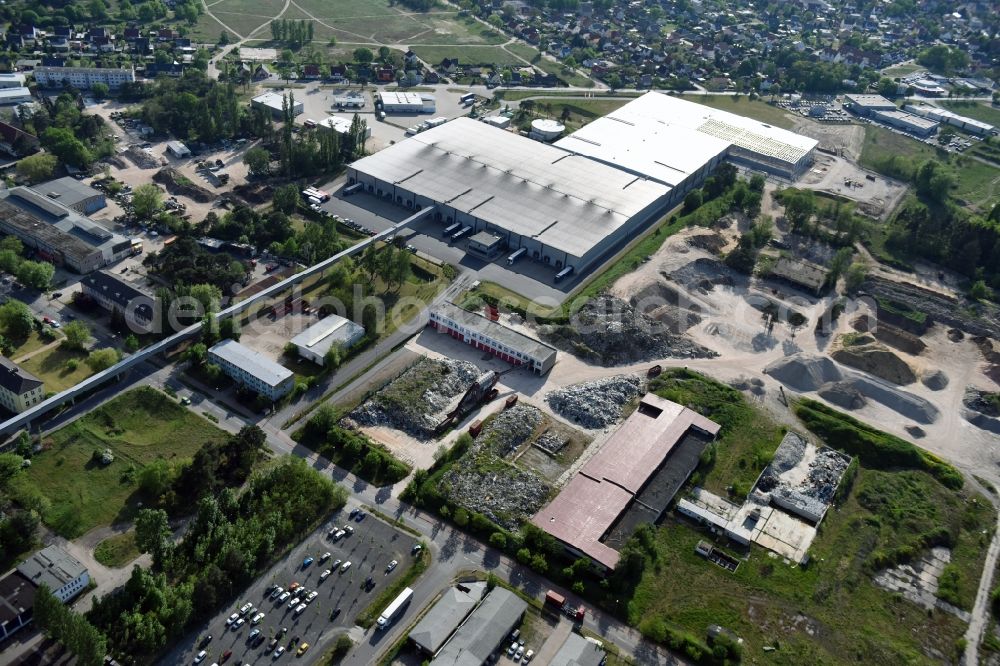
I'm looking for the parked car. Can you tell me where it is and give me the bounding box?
[249,628,261,642]
[524,650,534,662]
[288,597,300,608]
[194,650,207,664]
[252,612,265,624]
[199,635,213,648]
[226,612,239,626]
[221,650,232,663]
[331,559,342,570]
[239,602,254,615]
[294,603,307,615]
[288,582,301,592]
[412,544,423,555]
[320,569,332,581]
[386,560,398,573]
[270,586,284,599]
[330,608,341,620]
[340,561,352,573]
[277,591,291,603]
[320,552,331,562]
[233,617,245,630]
[296,643,310,656]
[302,556,314,568]
[343,526,354,535]
[305,591,318,603]
[515,646,524,661]
[273,646,285,659]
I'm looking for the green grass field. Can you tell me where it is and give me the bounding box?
[94,531,141,568]
[9,330,56,361]
[20,346,94,393]
[503,42,595,87]
[950,157,1000,211]
[626,371,994,664]
[518,97,630,130]
[881,63,924,78]
[859,124,944,172]
[12,387,228,538]
[684,94,797,129]
[410,44,526,67]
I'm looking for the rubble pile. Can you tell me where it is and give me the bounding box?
[124,146,161,169]
[440,461,550,531]
[478,405,544,457]
[863,276,1000,339]
[920,369,949,391]
[756,432,851,514]
[670,257,739,292]
[534,431,569,456]
[546,375,642,429]
[852,317,926,355]
[538,296,717,365]
[347,358,480,439]
[154,168,214,203]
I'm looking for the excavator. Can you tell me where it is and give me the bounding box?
[434,366,518,434]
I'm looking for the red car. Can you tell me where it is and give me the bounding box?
[221,650,232,663]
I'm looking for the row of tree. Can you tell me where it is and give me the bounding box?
[0,236,56,290]
[269,18,313,47]
[34,586,108,666]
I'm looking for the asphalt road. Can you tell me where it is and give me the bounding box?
[160,505,416,666]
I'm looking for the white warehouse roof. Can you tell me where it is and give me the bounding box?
[349,118,670,260]
[555,92,817,182]
[290,314,365,356]
[208,339,292,388]
[379,91,425,106]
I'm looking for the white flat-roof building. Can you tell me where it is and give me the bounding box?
[207,339,294,400]
[348,118,672,276]
[871,109,939,137]
[555,92,818,181]
[378,91,435,114]
[317,116,371,139]
[905,103,996,136]
[17,546,89,603]
[290,315,365,366]
[0,73,26,89]
[251,91,304,119]
[33,65,136,89]
[0,88,32,105]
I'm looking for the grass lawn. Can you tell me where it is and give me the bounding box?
[9,329,57,361]
[189,12,240,42]
[881,63,924,77]
[94,531,140,568]
[860,124,943,172]
[460,280,560,319]
[503,42,595,87]
[626,372,994,664]
[684,94,797,129]
[498,90,641,102]
[938,101,1000,128]
[517,97,630,131]
[20,346,94,393]
[410,45,526,67]
[12,387,228,538]
[950,157,1000,211]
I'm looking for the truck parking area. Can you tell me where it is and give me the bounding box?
[168,503,418,666]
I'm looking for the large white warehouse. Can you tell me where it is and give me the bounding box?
[347,93,817,279]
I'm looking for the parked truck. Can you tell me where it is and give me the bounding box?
[376,587,413,630]
[544,590,585,622]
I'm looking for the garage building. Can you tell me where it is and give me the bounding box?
[430,588,527,666]
[35,176,106,214]
[251,91,304,119]
[378,91,435,114]
[348,118,672,276]
[166,141,191,158]
[408,582,486,656]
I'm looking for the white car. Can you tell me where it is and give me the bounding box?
[343,525,354,535]
[524,649,534,662]
[232,617,245,630]
[225,612,239,626]
[340,561,352,572]
[331,530,346,541]
[251,612,265,624]
[294,603,307,615]
[239,602,254,615]
[386,560,398,573]
[306,591,318,603]
[273,646,285,658]
[288,597,301,608]
[319,569,332,581]
[278,591,291,603]
[320,552,331,562]
[270,586,284,599]
[194,651,207,664]
[515,646,525,661]
[331,559,342,570]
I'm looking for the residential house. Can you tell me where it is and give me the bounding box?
[0,357,44,414]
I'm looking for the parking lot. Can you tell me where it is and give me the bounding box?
[169,503,418,666]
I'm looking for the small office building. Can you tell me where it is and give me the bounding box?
[0,73,26,88]
[871,109,939,137]
[378,91,435,114]
[0,356,44,413]
[429,302,557,374]
[0,546,89,644]
[409,582,486,656]
[317,116,371,139]
[466,232,504,260]
[208,339,294,400]
[551,633,606,666]
[430,588,527,666]
[290,315,365,366]
[80,271,156,334]
[0,87,32,105]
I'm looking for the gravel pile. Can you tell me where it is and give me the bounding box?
[818,381,868,410]
[831,342,917,385]
[670,257,739,292]
[765,354,843,391]
[921,369,949,391]
[441,463,550,530]
[534,431,568,455]
[538,296,717,366]
[863,276,1000,339]
[479,405,544,457]
[348,358,480,439]
[124,146,161,169]
[546,375,642,429]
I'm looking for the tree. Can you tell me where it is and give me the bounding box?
[87,348,121,371]
[781,189,816,231]
[16,154,57,183]
[683,190,703,213]
[273,183,299,213]
[124,334,140,352]
[132,184,164,220]
[138,459,172,498]
[135,508,172,569]
[605,73,621,90]
[845,263,867,294]
[243,146,271,177]
[91,82,110,100]
[219,317,240,341]
[353,48,374,64]
[40,127,92,169]
[489,531,507,549]
[184,342,207,365]
[970,279,992,301]
[0,300,34,338]
[16,261,55,290]
[62,320,91,350]
[915,160,954,203]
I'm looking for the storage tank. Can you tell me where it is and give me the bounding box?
[530,118,565,142]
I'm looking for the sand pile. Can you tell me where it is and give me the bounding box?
[852,317,926,355]
[818,381,867,410]
[831,339,917,385]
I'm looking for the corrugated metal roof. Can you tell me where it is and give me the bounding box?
[349,118,670,260]
[430,588,527,666]
[208,339,293,388]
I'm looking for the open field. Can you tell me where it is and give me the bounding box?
[625,373,994,663]
[206,0,287,37]
[498,90,640,102]
[951,157,1000,211]
[94,531,140,568]
[520,97,630,131]
[860,124,943,171]
[20,346,95,393]
[410,44,527,67]
[503,42,596,87]
[11,387,228,537]
[881,63,924,77]
[686,94,797,129]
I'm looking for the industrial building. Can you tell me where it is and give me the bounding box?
[290,314,365,366]
[551,633,606,666]
[0,88,32,105]
[378,91,435,114]
[466,231,504,260]
[332,91,365,108]
[0,73,26,88]
[408,582,486,656]
[208,339,294,400]
[251,91,304,119]
[870,109,939,137]
[0,187,136,273]
[842,94,899,116]
[904,103,997,136]
[430,587,527,666]
[0,356,44,414]
[79,271,156,334]
[531,394,721,571]
[0,546,89,643]
[555,92,818,181]
[429,302,557,374]
[348,93,816,280]
[33,65,136,89]
[348,118,672,277]
[34,176,106,214]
